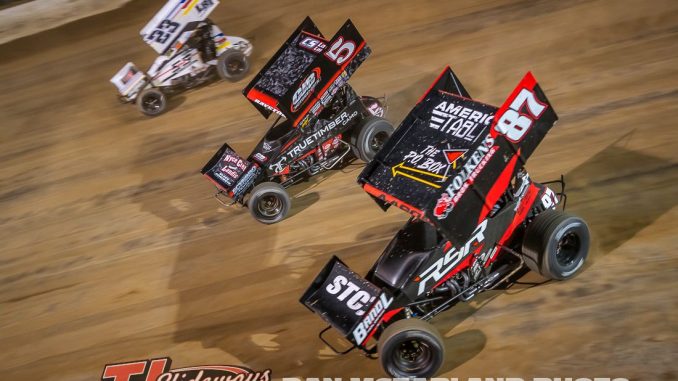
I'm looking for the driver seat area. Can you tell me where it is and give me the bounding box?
[373,219,441,289]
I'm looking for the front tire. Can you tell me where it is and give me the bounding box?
[378,319,445,378]
[247,182,291,224]
[522,210,590,280]
[351,116,394,162]
[217,50,250,82]
[136,88,167,116]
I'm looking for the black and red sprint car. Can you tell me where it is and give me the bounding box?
[201,17,393,224]
[301,68,591,378]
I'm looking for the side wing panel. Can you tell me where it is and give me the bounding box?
[243,17,323,118]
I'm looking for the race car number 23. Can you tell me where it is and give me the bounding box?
[495,88,547,143]
[148,19,180,44]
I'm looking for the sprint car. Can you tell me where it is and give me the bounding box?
[201,17,393,224]
[301,68,591,378]
[110,0,252,116]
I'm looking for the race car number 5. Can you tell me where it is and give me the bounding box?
[495,88,547,142]
[325,37,356,65]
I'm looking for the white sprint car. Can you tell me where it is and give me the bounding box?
[110,0,253,116]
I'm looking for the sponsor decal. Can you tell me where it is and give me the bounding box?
[269,110,358,173]
[291,68,321,112]
[319,72,348,110]
[195,0,216,14]
[433,135,496,219]
[325,275,376,317]
[231,165,261,200]
[363,183,428,221]
[253,98,285,117]
[352,292,394,344]
[393,145,468,189]
[417,219,488,296]
[252,152,268,164]
[213,152,248,188]
[298,34,327,54]
[430,100,494,141]
[470,246,496,280]
[101,357,271,381]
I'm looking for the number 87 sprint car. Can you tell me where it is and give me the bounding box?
[110,0,252,116]
[300,68,591,378]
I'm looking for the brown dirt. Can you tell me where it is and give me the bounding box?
[0,0,676,380]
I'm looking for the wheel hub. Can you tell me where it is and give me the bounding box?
[257,195,282,217]
[556,231,581,267]
[394,339,432,371]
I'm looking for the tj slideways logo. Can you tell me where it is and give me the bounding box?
[101,357,271,381]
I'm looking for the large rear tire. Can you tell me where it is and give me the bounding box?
[351,116,394,162]
[247,182,291,224]
[522,210,590,280]
[136,88,167,116]
[217,50,250,82]
[378,318,445,378]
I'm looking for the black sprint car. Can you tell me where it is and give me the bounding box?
[201,17,393,224]
[301,67,591,378]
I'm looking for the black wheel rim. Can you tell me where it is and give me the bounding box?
[257,194,282,218]
[370,131,390,152]
[226,58,245,75]
[392,339,433,373]
[556,231,581,267]
[143,94,162,112]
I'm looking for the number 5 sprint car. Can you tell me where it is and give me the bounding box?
[300,67,591,378]
[110,0,252,116]
[200,17,393,224]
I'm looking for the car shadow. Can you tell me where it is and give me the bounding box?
[560,132,677,258]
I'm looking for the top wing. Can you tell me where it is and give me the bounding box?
[242,17,323,119]
[140,0,220,55]
[359,71,558,244]
[243,17,371,128]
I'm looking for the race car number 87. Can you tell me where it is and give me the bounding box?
[495,88,547,142]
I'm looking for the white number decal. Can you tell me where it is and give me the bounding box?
[325,37,356,65]
[495,88,547,142]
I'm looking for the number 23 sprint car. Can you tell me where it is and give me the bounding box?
[201,17,393,224]
[301,68,591,378]
[110,0,252,116]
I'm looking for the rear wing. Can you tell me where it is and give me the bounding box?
[359,71,558,244]
[243,17,371,128]
[140,0,219,55]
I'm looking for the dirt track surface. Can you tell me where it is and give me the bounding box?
[1,0,677,380]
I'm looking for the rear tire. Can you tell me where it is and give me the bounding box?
[247,182,291,224]
[378,319,445,378]
[351,116,394,162]
[136,88,167,116]
[217,50,250,82]
[522,210,590,280]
